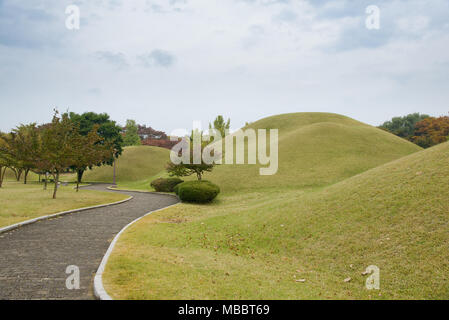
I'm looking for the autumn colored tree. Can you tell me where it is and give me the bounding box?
[38,112,82,199]
[0,133,10,188]
[137,125,168,140]
[411,115,449,148]
[0,132,24,182]
[2,124,42,184]
[0,160,6,188]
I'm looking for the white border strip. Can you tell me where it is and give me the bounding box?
[0,196,133,235]
[93,202,181,300]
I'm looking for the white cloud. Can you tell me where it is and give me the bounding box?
[0,0,448,133]
[396,16,430,34]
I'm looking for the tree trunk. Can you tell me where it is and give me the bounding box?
[0,166,5,188]
[44,175,48,190]
[16,169,23,182]
[77,169,84,184]
[52,172,59,199]
[197,172,202,180]
[76,169,84,192]
[24,169,30,184]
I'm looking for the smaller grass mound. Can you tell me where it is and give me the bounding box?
[81,146,170,184]
[176,180,220,203]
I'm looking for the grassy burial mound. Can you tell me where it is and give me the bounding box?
[206,112,421,193]
[79,113,420,193]
[80,145,170,187]
[102,141,449,299]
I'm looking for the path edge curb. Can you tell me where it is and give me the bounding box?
[0,196,133,235]
[106,186,180,200]
[93,202,181,300]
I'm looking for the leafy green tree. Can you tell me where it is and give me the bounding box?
[166,133,216,181]
[123,119,141,146]
[379,113,430,140]
[70,124,114,191]
[209,115,230,139]
[67,112,123,183]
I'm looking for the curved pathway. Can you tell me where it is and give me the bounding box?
[0,184,179,300]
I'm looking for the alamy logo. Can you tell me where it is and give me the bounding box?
[170,124,279,176]
[65,5,80,30]
[65,265,80,290]
[364,265,380,290]
[366,5,380,30]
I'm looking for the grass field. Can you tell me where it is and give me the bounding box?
[101,113,449,299]
[0,181,128,228]
[103,142,448,299]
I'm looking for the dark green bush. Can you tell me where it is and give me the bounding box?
[150,178,184,192]
[173,183,181,195]
[176,180,220,203]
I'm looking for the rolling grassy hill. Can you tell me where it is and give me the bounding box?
[103,141,449,299]
[99,113,449,299]
[108,113,422,193]
[207,112,421,193]
[80,145,170,189]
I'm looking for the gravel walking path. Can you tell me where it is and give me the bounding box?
[0,184,178,300]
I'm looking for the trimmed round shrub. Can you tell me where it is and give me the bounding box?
[173,183,181,195]
[150,178,184,192]
[176,180,220,203]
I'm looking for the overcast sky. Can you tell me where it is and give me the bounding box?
[1,0,448,133]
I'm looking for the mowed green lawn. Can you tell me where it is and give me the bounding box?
[101,113,448,299]
[0,181,128,228]
[103,142,449,299]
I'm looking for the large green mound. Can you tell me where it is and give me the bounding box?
[81,145,170,184]
[104,141,449,299]
[207,112,421,193]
